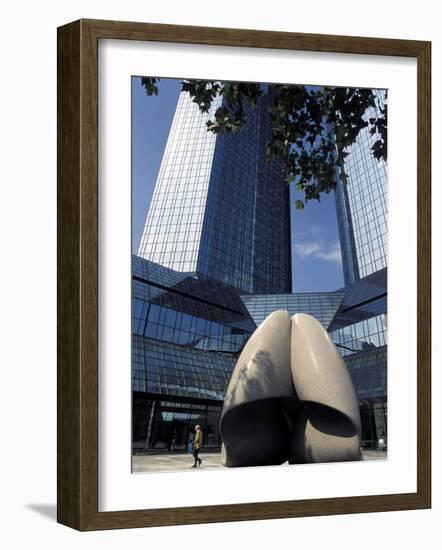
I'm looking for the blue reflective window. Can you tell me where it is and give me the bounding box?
[196,318,206,335]
[148,304,160,323]
[132,298,144,318]
[145,323,157,338]
[164,308,177,327]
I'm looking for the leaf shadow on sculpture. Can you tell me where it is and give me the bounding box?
[221,349,300,467]
[220,311,363,468]
[223,349,290,409]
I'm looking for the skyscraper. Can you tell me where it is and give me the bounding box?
[138,87,291,294]
[335,89,388,285]
[331,89,388,443]
[132,82,388,455]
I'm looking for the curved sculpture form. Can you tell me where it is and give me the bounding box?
[219,310,299,467]
[289,313,362,463]
[220,311,362,467]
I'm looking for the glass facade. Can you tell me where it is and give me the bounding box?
[132,336,236,401]
[132,256,387,452]
[335,89,388,284]
[133,396,224,451]
[329,268,387,448]
[359,401,387,450]
[138,88,291,294]
[133,83,389,455]
[132,255,255,452]
[346,348,387,448]
[331,315,387,356]
[344,347,387,402]
[329,89,388,447]
[138,91,222,271]
[334,167,360,285]
[241,291,344,330]
[328,267,387,331]
[196,89,291,294]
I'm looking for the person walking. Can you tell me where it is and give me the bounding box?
[191,425,203,468]
[187,432,194,455]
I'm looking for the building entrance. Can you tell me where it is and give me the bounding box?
[133,393,223,453]
[360,401,387,449]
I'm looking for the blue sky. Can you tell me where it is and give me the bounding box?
[132,77,344,293]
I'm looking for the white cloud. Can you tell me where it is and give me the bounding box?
[294,242,322,257]
[316,243,342,263]
[294,240,342,264]
[295,224,323,238]
[309,224,323,235]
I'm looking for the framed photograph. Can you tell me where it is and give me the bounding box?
[57,19,431,530]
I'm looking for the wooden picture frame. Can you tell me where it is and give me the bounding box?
[57,18,431,530]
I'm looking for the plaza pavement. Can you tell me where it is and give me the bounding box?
[132,449,386,473]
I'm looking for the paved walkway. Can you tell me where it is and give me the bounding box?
[132,449,386,473]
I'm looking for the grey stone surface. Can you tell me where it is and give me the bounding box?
[220,310,297,467]
[289,313,362,463]
[220,311,362,467]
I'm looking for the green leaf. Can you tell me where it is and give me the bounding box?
[142,78,386,211]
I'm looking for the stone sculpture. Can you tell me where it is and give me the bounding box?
[219,310,362,467]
